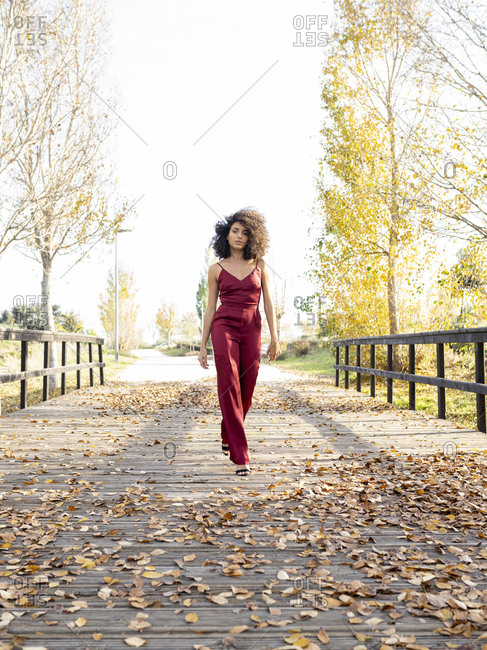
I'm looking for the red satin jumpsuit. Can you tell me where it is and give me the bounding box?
[211,260,262,466]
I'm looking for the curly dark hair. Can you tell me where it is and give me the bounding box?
[211,207,270,260]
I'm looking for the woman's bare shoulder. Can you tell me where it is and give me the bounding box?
[256,257,266,270]
[209,261,223,277]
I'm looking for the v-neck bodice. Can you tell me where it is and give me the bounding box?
[217,263,262,309]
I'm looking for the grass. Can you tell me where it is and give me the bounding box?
[158,346,200,357]
[273,346,336,376]
[273,342,482,431]
[335,341,482,431]
[342,373,479,430]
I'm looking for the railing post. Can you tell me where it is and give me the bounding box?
[335,345,339,387]
[89,342,94,387]
[344,345,349,389]
[387,344,393,403]
[437,342,446,419]
[408,343,415,410]
[43,341,49,401]
[475,341,486,433]
[76,341,81,389]
[98,343,104,385]
[20,340,28,409]
[61,341,66,395]
[356,344,361,392]
[370,344,376,397]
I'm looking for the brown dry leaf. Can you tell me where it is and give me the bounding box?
[229,625,248,633]
[365,617,384,626]
[207,595,228,605]
[124,637,147,647]
[317,627,330,644]
[128,619,152,632]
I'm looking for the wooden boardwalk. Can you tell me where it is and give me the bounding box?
[0,376,486,650]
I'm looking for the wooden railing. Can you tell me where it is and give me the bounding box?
[0,329,104,411]
[334,327,487,433]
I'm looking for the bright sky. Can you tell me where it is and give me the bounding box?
[0,0,333,342]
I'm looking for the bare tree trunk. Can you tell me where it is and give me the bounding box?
[40,252,59,389]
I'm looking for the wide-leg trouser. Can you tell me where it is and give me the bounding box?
[211,305,261,465]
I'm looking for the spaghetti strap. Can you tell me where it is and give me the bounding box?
[255,258,259,268]
[217,262,224,269]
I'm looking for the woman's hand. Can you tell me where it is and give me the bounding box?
[198,348,209,369]
[266,340,281,362]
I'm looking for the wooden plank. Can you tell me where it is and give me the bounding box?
[20,339,28,409]
[61,341,66,395]
[370,343,375,397]
[408,343,415,410]
[98,342,104,385]
[475,341,486,433]
[0,361,104,384]
[0,328,104,344]
[76,341,81,389]
[335,345,339,387]
[0,379,486,649]
[334,325,487,345]
[334,364,487,394]
[43,340,49,401]
[437,341,446,419]
[89,342,94,387]
[386,343,393,403]
[356,343,361,392]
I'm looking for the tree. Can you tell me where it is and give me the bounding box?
[54,307,84,333]
[155,302,177,347]
[400,0,487,242]
[273,279,286,342]
[196,246,216,334]
[438,244,487,328]
[98,268,141,352]
[12,0,130,386]
[311,0,438,348]
[180,312,199,350]
[0,0,65,255]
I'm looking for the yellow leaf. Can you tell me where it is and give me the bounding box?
[75,617,87,627]
[185,613,198,623]
[142,571,164,578]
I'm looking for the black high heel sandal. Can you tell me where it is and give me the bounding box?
[236,466,251,476]
[222,444,230,456]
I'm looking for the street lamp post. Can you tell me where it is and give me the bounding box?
[114,228,132,362]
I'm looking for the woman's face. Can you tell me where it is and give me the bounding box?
[227,221,249,251]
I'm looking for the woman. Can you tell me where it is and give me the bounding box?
[198,208,281,476]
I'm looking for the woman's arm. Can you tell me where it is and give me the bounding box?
[259,259,281,362]
[198,264,219,369]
